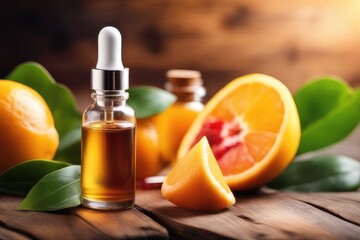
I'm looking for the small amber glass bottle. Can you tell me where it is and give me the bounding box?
[81,27,135,210]
[155,69,205,164]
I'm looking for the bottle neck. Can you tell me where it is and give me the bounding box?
[91,90,128,107]
[165,72,206,103]
[174,91,204,102]
[166,84,206,103]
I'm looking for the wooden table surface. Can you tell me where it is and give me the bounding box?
[1,189,359,240]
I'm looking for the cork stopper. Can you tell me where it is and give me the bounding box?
[165,69,206,101]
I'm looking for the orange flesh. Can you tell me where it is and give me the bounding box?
[206,141,232,194]
[192,83,284,176]
[162,137,235,211]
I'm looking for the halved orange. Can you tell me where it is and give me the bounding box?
[161,137,235,211]
[177,74,301,191]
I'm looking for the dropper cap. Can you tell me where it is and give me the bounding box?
[91,26,129,90]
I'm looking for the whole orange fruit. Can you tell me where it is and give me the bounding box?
[0,80,59,173]
[178,74,301,191]
[136,118,161,179]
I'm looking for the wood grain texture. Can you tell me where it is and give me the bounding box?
[74,207,168,239]
[0,227,31,240]
[0,194,168,240]
[288,192,360,226]
[136,189,360,239]
[1,191,359,239]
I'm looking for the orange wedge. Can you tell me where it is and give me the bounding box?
[161,137,235,211]
[178,74,301,191]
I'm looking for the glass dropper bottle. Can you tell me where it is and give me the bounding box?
[81,27,136,210]
[155,69,206,164]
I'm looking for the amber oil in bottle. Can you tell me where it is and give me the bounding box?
[81,121,135,206]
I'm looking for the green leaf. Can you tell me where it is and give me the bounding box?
[19,165,81,211]
[127,86,176,118]
[294,77,360,155]
[54,128,81,164]
[268,155,360,192]
[5,62,82,164]
[294,77,351,129]
[0,160,70,196]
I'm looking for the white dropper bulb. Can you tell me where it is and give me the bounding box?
[96,26,124,70]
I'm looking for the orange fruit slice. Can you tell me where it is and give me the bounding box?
[178,74,301,191]
[161,137,235,211]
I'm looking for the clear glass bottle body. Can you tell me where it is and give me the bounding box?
[81,90,136,210]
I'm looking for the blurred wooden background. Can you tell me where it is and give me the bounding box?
[0,0,359,158]
[1,0,360,110]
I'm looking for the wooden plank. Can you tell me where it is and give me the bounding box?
[0,227,31,240]
[74,207,168,239]
[0,194,168,240]
[288,192,360,226]
[0,195,102,240]
[136,189,360,239]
